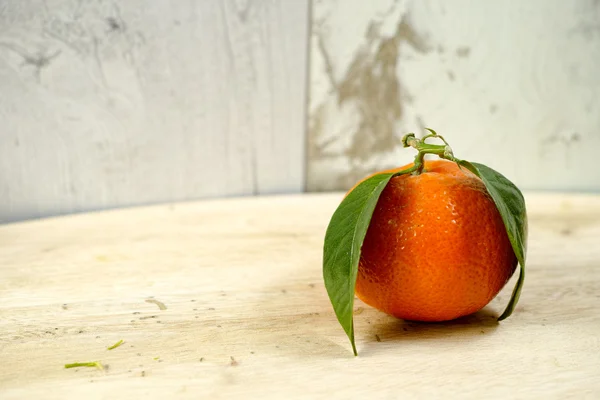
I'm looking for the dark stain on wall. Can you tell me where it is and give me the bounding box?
[311,14,430,168]
[0,42,61,82]
[339,17,429,162]
[309,11,432,190]
[455,46,471,58]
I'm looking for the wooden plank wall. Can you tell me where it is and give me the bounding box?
[2,0,599,223]
[0,0,308,223]
[308,0,600,192]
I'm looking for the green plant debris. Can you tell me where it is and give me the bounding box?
[145,298,167,310]
[107,339,124,350]
[65,361,104,371]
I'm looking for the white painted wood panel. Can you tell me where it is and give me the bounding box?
[308,0,600,192]
[0,0,309,224]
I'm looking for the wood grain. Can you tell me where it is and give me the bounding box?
[1,192,599,399]
[0,0,309,224]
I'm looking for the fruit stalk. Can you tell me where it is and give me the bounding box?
[401,129,457,175]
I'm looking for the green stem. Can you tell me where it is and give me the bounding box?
[400,129,458,175]
[64,361,104,370]
[107,339,124,350]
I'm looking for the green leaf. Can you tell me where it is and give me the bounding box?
[458,160,528,320]
[322,172,396,355]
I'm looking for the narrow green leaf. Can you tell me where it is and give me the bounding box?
[64,361,104,370]
[107,339,124,350]
[458,160,528,320]
[323,172,396,355]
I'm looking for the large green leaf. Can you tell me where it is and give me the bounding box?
[322,172,396,355]
[458,160,528,320]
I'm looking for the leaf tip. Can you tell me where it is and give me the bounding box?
[497,310,511,321]
[351,339,358,356]
[424,127,438,136]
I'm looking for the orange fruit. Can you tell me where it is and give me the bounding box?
[354,159,517,322]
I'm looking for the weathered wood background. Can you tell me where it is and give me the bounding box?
[0,0,309,223]
[308,0,600,191]
[2,0,599,223]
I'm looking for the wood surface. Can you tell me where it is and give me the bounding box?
[1,192,599,399]
[0,0,308,223]
[309,0,600,192]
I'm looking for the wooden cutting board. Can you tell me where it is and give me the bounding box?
[1,192,599,399]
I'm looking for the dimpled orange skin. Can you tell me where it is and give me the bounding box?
[354,159,517,322]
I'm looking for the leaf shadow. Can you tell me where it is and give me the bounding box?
[212,281,355,360]
[356,306,500,356]
[242,280,502,360]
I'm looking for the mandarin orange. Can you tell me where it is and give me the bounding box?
[354,159,517,321]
